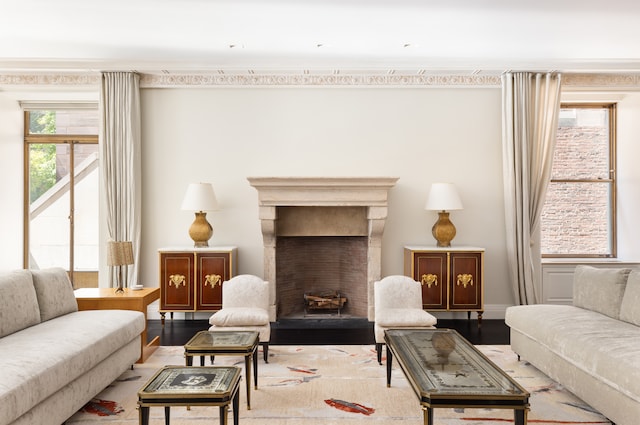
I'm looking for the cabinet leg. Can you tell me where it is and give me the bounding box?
[478,311,483,328]
[160,312,166,326]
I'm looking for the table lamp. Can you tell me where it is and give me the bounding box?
[181,182,220,247]
[107,240,134,293]
[425,183,463,247]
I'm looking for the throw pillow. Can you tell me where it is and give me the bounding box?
[620,270,640,326]
[572,265,631,319]
[0,270,41,337]
[31,267,78,321]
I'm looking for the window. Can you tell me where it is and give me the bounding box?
[540,104,616,257]
[24,107,99,287]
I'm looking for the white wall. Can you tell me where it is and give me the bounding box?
[140,86,513,318]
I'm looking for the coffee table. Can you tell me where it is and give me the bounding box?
[137,365,240,425]
[184,330,259,410]
[384,328,530,425]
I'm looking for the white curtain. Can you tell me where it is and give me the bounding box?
[100,72,141,288]
[501,72,562,305]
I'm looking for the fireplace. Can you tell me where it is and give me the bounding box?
[248,177,398,321]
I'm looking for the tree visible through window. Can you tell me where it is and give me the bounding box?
[540,104,615,257]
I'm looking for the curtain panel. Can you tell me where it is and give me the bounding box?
[99,72,141,288]
[502,72,562,305]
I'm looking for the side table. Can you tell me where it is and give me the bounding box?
[74,287,160,363]
[184,330,259,410]
[138,365,240,425]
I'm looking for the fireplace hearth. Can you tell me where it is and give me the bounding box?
[248,177,398,322]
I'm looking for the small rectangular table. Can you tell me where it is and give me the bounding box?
[138,365,240,425]
[184,330,259,410]
[74,287,160,363]
[384,328,530,425]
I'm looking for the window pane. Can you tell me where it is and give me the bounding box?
[73,144,100,272]
[28,110,99,135]
[541,182,612,256]
[553,108,610,180]
[28,143,71,268]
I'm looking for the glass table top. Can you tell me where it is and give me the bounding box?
[385,328,528,400]
[139,366,241,399]
[184,330,259,350]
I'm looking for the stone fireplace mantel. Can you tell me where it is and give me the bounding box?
[248,177,399,321]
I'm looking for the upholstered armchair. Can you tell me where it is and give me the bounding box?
[209,274,271,362]
[374,275,437,364]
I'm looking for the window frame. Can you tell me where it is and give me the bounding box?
[23,109,99,285]
[541,102,617,259]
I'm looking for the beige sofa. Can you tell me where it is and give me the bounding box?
[506,265,640,425]
[0,268,145,425]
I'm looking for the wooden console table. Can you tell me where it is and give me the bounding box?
[74,287,160,363]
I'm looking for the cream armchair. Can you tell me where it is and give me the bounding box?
[374,275,437,364]
[209,274,271,362]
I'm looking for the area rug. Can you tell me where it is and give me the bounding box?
[66,345,611,425]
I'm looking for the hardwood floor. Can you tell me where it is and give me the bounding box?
[148,318,510,346]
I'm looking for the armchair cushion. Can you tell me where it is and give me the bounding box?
[209,307,269,327]
[376,308,437,327]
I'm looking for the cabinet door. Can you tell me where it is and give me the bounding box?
[160,252,195,311]
[449,252,483,310]
[413,252,447,310]
[195,252,231,311]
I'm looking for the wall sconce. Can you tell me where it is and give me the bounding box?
[425,183,463,247]
[107,241,134,293]
[181,183,220,247]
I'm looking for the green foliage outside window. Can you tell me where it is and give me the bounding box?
[28,111,57,203]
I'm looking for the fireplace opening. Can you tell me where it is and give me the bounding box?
[275,236,368,319]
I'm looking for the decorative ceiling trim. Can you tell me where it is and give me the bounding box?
[139,73,502,87]
[1,72,640,90]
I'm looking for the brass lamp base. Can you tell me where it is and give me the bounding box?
[189,211,213,247]
[432,211,456,247]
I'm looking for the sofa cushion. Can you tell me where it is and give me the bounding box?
[506,304,640,403]
[31,267,78,321]
[620,269,640,326]
[572,265,631,319]
[209,307,269,326]
[0,309,144,424]
[0,270,41,338]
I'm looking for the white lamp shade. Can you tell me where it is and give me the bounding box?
[425,183,463,211]
[181,183,219,211]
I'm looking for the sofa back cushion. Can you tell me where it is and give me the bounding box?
[31,267,78,321]
[0,269,41,337]
[620,269,640,326]
[572,265,631,319]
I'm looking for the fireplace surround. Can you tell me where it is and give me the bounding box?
[248,177,398,321]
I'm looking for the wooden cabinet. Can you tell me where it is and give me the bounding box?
[159,247,237,322]
[404,246,484,324]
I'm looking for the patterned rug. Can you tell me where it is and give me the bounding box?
[66,345,612,425]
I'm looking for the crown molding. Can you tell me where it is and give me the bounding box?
[1,72,640,90]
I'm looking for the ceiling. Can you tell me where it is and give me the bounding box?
[2,0,640,78]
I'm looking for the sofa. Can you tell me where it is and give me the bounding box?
[0,268,146,425]
[506,265,640,425]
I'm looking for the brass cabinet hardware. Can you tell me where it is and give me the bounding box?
[456,273,473,289]
[205,274,222,288]
[169,274,186,287]
[421,273,438,288]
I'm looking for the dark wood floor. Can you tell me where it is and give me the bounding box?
[148,318,510,346]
